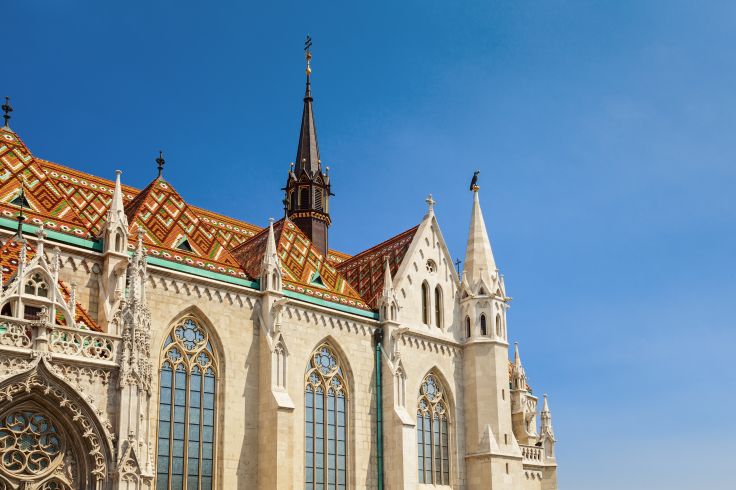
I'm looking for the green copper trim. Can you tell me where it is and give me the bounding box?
[0,217,102,251]
[0,217,378,319]
[145,256,259,289]
[282,290,379,319]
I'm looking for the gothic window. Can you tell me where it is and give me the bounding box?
[434,286,443,328]
[480,314,487,336]
[465,316,471,339]
[24,273,48,298]
[0,409,74,489]
[417,373,450,485]
[157,317,218,490]
[496,314,502,337]
[421,282,430,325]
[305,343,348,490]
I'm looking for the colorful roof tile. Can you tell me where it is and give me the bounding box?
[233,219,370,310]
[336,225,419,308]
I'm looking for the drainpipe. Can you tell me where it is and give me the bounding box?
[373,327,384,490]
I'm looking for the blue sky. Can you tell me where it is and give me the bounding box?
[6,1,736,488]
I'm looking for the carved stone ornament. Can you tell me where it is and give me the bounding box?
[0,356,114,488]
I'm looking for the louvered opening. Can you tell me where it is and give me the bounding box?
[176,238,194,253]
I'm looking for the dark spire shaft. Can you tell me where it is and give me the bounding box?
[295,35,320,176]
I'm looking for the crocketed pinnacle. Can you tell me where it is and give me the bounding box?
[462,189,497,287]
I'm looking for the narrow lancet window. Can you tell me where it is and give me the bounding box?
[417,373,450,485]
[157,317,218,490]
[305,343,348,490]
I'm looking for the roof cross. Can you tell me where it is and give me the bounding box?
[2,96,12,128]
[425,193,436,213]
[305,35,313,78]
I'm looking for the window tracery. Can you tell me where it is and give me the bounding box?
[417,373,450,485]
[0,409,75,489]
[305,343,348,490]
[24,273,48,298]
[156,317,218,490]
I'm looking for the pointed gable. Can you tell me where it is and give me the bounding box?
[0,128,90,237]
[337,225,419,308]
[0,239,100,331]
[123,177,246,277]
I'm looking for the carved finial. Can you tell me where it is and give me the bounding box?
[136,228,145,254]
[425,193,436,213]
[469,170,480,192]
[2,96,12,128]
[156,151,165,177]
[35,224,46,257]
[70,283,77,323]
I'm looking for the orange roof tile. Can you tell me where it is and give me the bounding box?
[336,225,419,308]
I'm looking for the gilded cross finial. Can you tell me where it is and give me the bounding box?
[156,150,165,177]
[2,96,12,128]
[305,34,313,77]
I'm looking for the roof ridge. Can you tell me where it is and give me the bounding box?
[338,224,420,268]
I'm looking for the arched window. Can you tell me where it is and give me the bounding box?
[421,282,430,325]
[480,314,487,336]
[434,286,443,328]
[305,343,348,489]
[417,373,450,485]
[24,273,48,298]
[496,314,502,337]
[157,317,218,490]
[465,316,471,339]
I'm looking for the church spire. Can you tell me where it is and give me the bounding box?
[462,187,497,289]
[295,34,321,176]
[283,35,332,257]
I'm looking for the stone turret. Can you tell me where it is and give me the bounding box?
[460,187,521,488]
[510,342,538,445]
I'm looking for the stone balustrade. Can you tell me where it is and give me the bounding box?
[521,444,544,464]
[0,315,120,364]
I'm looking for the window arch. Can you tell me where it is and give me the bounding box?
[305,343,349,489]
[496,314,502,337]
[421,282,430,325]
[480,314,487,336]
[156,316,218,490]
[24,273,48,298]
[434,286,443,328]
[417,373,450,485]
[299,187,309,210]
[465,316,471,339]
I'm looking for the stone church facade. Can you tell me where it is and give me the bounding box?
[0,53,558,489]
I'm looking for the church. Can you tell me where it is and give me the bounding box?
[0,44,558,490]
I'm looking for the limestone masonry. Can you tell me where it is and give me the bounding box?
[0,54,558,489]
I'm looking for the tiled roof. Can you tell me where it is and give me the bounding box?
[0,125,370,310]
[336,225,419,308]
[233,219,370,310]
[0,129,90,237]
[0,239,100,331]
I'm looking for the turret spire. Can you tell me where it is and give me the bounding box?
[462,188,497,288]
[283,36,332,257]
[541,394,555,438]
[512,342,528,391]
[295,35,320,176]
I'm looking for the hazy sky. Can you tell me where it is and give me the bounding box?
[6,1,736,488]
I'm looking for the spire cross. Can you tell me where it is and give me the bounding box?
[425,194,436,212]
[454,258,462,275]
[2,97,12,128]
[156,150,165,177]
[304,35,313,96]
